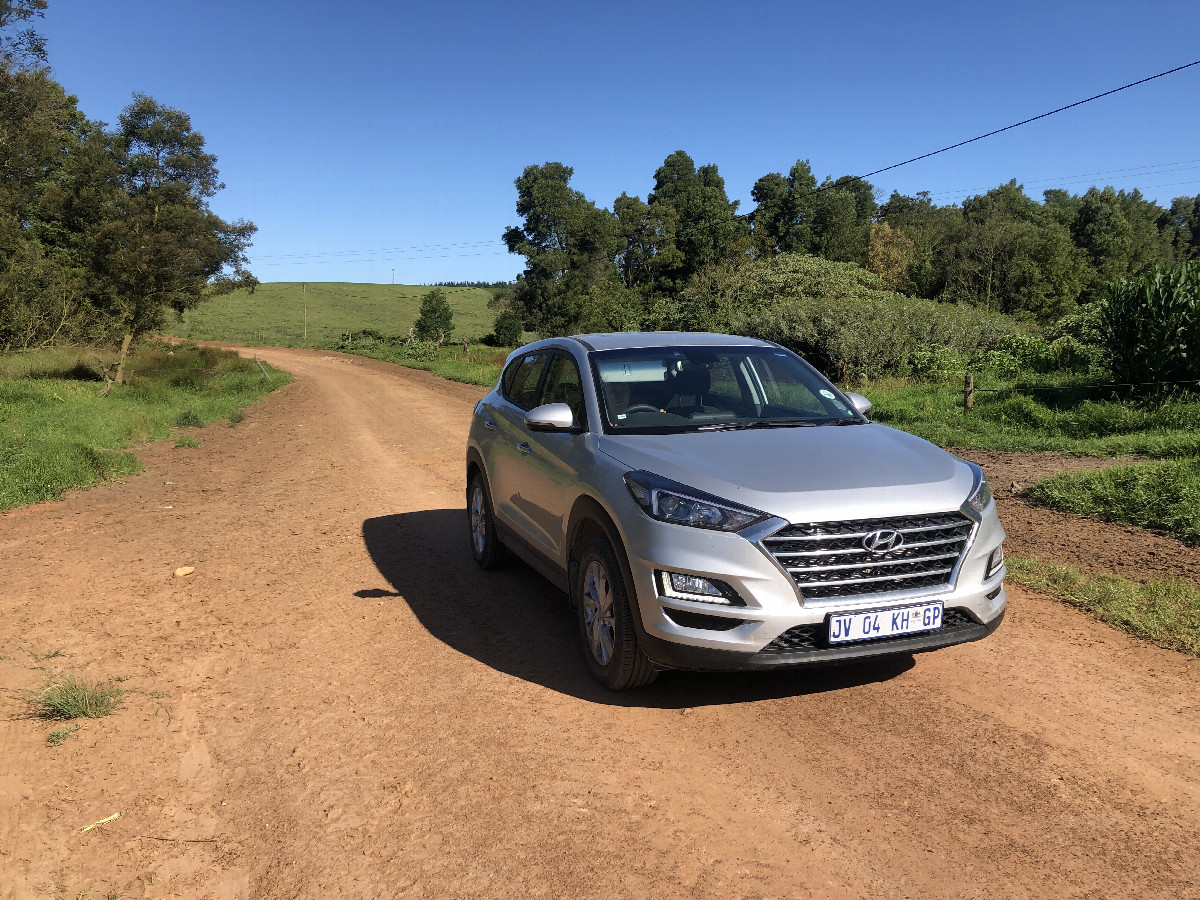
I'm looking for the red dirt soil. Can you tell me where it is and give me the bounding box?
[1,347,1197,899]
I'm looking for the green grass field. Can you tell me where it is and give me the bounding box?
[180,282,502,347]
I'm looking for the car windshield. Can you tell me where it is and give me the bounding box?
[591,345,860,433]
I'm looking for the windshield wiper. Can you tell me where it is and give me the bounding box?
[820,417,866,426]
[696,419,819,431]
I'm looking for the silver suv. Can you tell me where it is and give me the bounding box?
[466,332,1006,689]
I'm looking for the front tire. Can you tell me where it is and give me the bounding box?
[467,472,508,570]
[575,529,657,690]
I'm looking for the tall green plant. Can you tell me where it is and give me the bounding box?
[1102,260,1200,382]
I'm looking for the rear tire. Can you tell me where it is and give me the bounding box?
[467,472,508,570]
[575,529,657,690]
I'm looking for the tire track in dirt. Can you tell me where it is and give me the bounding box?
[1,346,1197,899]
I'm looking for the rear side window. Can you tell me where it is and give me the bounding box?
[502,353,548,411]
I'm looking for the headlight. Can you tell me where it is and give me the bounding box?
[623,470,767,532]
[964,462,993,516]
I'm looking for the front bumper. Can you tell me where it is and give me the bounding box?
[610,487,1008,671]
[640,604,1005,670]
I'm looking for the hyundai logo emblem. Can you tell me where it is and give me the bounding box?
[862,529,903,553]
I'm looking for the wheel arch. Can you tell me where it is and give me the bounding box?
[565,494,641,625]
[465,446,486,498]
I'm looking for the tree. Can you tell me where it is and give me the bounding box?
[810,176,877,265]
[502,162,622,335]
[0,65,115,350]
[413,287,453,341]
[876,190,962,300]
[750,159,819,256]
[1071,186,1166,302]
[943,181,1084,321]
[647,150,749,288]
[867,222,914,291]
[490,307,523,346]
[91,94,256,379]
[0,0,48,70]
[613,191,681,295]
[1162,194,1199,262]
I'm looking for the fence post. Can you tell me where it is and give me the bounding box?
[963,372,975,415]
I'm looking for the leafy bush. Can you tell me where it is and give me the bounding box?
[677,253,1018,380]
[488,308,524,346]
[413,288,454,341]
[1102,260,1200,383]
[397,340,440,361]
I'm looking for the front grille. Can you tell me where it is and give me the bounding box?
[758,625,818,654]
[759,607,979,655]
[761,512,974,600]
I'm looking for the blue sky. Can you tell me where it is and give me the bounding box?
[39,0,1200,284]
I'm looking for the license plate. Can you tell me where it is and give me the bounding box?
[827,602,944,644]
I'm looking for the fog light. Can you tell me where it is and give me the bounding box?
[660,571,735,605]
[986,545,1005,579]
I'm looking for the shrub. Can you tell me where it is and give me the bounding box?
[28,673,124,720]
[489,308,524,346]
[413,288,454,341]
[1102,260,1200,383]
[678,253,1018,380]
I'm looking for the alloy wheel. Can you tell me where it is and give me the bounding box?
[582,559,616,665]
[470,485,487,557]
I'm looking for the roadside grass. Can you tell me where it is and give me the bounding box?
[1027,458,1200,545]
[1007,557,1200,656]
[27,673,124,720]
[0,344,289,509]
[865,379,1200,458]
[346,340,509,387]
[180,282,501,346]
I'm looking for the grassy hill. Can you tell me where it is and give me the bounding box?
[180,282,500,346]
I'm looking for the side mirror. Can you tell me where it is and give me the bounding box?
[524,402,578,433]
[844,392,872,415]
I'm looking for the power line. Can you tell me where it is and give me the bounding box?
[252,239,499,262]
[251,249,509,268]
[860,59,1200,180]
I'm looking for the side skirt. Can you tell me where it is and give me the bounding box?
[494,521,570,593]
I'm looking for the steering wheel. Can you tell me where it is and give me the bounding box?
[622,404,661,415]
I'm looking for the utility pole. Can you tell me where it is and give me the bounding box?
[302,282,307,343]
[391,268,395,285]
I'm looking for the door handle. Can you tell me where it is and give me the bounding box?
[517,441,531,457]
[483,419,498,431]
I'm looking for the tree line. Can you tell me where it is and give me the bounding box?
[0,1,254,370]
[500,151,1200,335]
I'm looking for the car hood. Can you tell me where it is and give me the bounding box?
[597,423,975,523]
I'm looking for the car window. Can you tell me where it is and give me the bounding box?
[748,356,828,415]
[593,346,855,433]
[541,354,585,425]
[503,353,549,411]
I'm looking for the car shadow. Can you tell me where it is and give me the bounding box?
[361,509,914,708]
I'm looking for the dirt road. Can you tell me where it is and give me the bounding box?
[2,347,1198,899]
